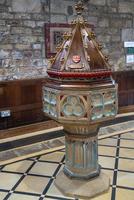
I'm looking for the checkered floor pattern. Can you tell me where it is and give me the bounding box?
[0,131,133,200]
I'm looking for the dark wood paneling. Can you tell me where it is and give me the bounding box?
[0,78,47,129]
[0,86,6,108]
[113,70,134,112]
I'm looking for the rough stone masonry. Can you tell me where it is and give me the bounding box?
[0,0,134,80]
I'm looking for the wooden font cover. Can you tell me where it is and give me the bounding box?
[47,1,111,79]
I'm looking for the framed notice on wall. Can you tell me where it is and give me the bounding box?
[124,41,134,64]
[44,23,71,58]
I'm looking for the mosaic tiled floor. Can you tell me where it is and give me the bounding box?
[0,131,134,200]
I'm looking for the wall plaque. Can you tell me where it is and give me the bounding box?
[124,41,134,64]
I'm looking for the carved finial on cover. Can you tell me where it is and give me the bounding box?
[49,56,55,64]
[56,44,62,52]
[75,1,84,15]
[104,55,109,62]
[98,43,103,50]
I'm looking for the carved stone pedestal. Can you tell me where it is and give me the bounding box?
[55,171,110,199]
[63,125,100,180]
[55,125,110,199]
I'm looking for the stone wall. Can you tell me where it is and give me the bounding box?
[0,0,134,80]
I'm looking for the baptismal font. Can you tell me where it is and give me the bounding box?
[43,1,118,198]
